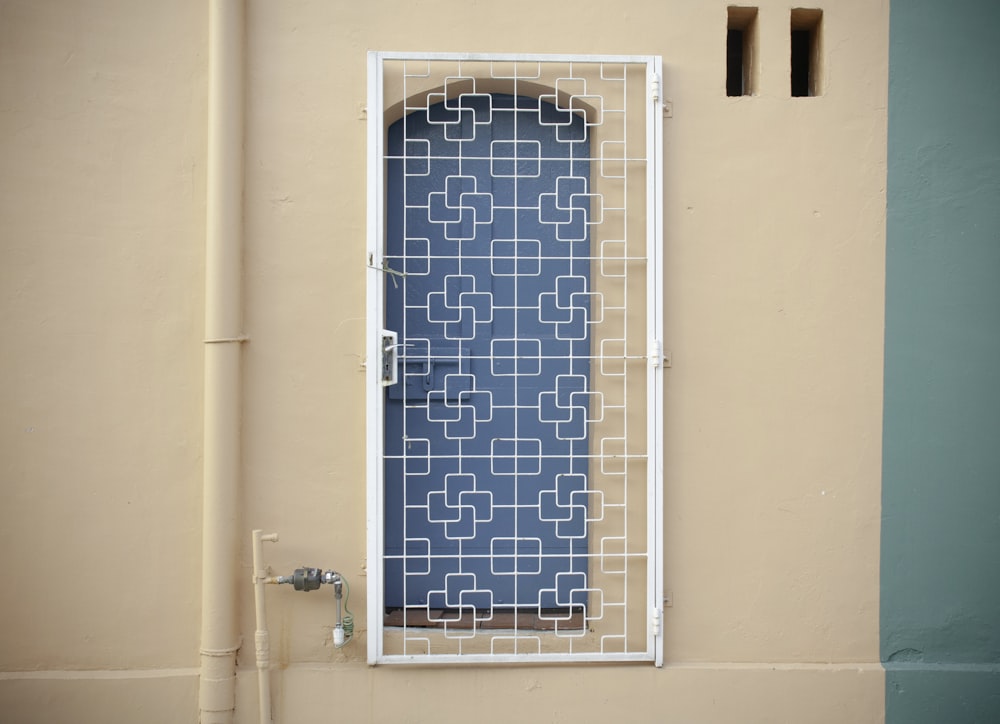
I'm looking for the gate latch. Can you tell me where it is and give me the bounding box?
[380,330,398,386]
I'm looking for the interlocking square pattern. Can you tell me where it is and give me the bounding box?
[369,54,662,663]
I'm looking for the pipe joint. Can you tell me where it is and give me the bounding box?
[273,567,342,592]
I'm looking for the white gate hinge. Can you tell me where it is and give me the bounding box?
[651,606,662,636]
[648,339,672,368]
[650,74,661,103]
[648,338,663,367]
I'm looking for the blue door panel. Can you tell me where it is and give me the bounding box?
[385,94,590,610]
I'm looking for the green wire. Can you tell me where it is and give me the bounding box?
[337,575,354,648]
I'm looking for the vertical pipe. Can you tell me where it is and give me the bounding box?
[252,531,278,724]
[200,1,245,723]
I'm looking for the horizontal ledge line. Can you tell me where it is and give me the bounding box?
[665,662,884,672]
[14,663,986,678]
[0,668,199,681]
[882,662,1000,673]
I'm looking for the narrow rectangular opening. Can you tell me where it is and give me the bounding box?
[727,7,758,96]
[791,8,823,97]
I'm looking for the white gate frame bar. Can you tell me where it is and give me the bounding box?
[647,55,665,669]
[365,49,386,666]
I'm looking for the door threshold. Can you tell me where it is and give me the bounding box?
[384,608,585,630]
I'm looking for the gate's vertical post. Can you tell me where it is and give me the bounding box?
[366,50,386,666]
[646,55,666,668]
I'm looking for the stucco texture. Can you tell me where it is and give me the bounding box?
[882,0,1000,721]
[1,1,889,721]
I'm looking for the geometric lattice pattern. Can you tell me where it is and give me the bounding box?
[368,53,664,664]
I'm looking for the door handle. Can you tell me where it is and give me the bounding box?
[380,330,398,386]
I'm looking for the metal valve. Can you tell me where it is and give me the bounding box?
[275,567,341,592]
[271,566,351,647]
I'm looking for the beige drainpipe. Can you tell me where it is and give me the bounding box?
[200,1,246,723]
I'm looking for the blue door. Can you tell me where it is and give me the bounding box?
[384,94,591,615]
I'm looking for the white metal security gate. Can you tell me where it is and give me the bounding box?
[367,52,663,665]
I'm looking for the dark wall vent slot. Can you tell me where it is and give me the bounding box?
[727,7,759,97]
[791,8,823,97]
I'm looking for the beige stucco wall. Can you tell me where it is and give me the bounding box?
[0,0,206,671]
[0,0,888,722]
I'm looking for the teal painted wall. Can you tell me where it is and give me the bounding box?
[883,0,1000,721]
